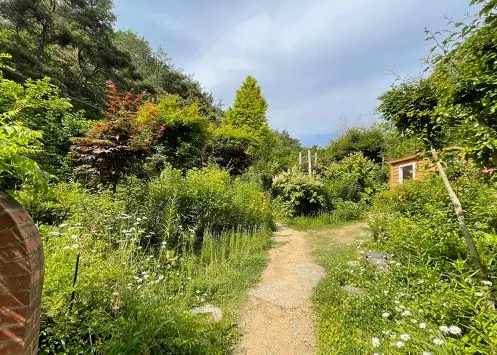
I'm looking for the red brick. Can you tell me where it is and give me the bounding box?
[0,308,28,325]
[0,325,26,342]
[0,260,31,277]
[0,274,32,290]
[0,292,30,308]
[0,340,25,354]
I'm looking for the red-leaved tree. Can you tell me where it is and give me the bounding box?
[71,81,163,190]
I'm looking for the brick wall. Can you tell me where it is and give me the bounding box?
[0,191,44,355]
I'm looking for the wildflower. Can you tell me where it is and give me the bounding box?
[400,333,410,341]
[71,244,79,250]
[112,291,119,296]
[394,341,405,348]
[419,322,427,329]
[422,352,432,355]
[395,262,402,266]
[439,326,448,333]
[433,338,444,345]
[448,325,461,335]
[372,337,380,347]
[481,280,493,286]
[394,300,400,304]
[401,310,412,316]
[411,319,418,324]
[383,290,389,295]
[475,291,484,297]
[382,312,390,318]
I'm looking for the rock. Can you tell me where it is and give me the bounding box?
[190,304,223,322]
[341,284,365,297]
[364,250,390,272]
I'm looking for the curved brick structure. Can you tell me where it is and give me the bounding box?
[0,191,44,354]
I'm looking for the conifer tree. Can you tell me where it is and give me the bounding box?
[223,76,269,138]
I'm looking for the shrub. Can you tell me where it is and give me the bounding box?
[323,152,386,204]
[272,169,328,217]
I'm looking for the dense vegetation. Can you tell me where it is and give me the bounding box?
[308,1,497,354]
[1,0,497,353]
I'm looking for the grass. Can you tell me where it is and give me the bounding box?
[306,221,386,354]
[40,227,273,354]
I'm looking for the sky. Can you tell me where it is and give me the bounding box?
[114,0,472,147]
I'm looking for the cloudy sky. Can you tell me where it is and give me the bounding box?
[114,0,472,146]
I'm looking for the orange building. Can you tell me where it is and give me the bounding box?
[388,153,436,189]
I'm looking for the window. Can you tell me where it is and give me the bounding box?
[399,162,416,183]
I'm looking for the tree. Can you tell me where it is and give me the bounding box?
[70,81,162,190]
[222,76,270,139]
[0,53,50,190]
[429,3,497,169]
[378,78,485,277]
[113,30,223,123]
[0,0,136,112]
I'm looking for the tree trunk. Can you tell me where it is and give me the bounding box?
[430,147,485,277]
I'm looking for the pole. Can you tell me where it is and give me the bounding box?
[69,253,80,311]
[308,150,312,176]
[299,152,302,171]
[314,152,317,164]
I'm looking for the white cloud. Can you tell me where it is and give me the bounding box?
[116,0,471,145]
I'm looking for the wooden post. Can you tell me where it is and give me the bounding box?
[299,152,302,171]
[308,150,312,176]
[314,152,317,164]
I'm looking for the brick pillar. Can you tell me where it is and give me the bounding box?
[0,191,44,354]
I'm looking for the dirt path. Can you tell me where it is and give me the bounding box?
[236,225,325,355]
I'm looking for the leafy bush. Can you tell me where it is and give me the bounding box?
[323,152,386,204]
[272,169,328,217]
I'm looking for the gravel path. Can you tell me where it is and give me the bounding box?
[237,225,325,355]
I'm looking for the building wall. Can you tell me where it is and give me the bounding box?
[389,158,435,189]
[0,191,44,354]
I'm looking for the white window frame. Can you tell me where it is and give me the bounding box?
[398,162,416,183]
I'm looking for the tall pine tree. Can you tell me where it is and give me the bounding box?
[223,76,269,139]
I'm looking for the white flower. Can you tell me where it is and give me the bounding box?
[433,338,444,345]
[422,352,432,355]
[372,337,380,347]
[448,325,461,335]
[475,291,484,297]
[401,310,412,316]
[481,280,493,286]
[382,312,390,318]
[400,333,410,341]
[112,291,119,296]
[439,325,449,333]
[394,300,400,304]
[419,322,427,329]
[71,244,79,249]
[396,262,402,266]
[394,341,405,348]
[411,319,418,324]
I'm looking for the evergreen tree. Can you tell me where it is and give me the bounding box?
[223,76,269,138]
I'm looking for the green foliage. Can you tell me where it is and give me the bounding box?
[223,76,270,140]
[272,169,328,217]
[113,30,223,123]
[378,78,444,149]
[323,153,386,204]
[40,217,271,353]
[431,9,497,167]
[207,125,255,176]
[324,126,387,164]
[0,54,54,190]
[151,94,212,171]
[136,165,273,248]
